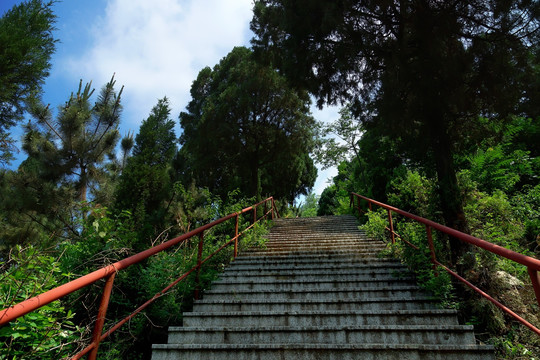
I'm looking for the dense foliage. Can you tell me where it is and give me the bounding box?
[251,0,540,267]
[355,166,540,357]
[114,97,177,250]
[316,112,540,357]
[1,0,540,359]
[179,47,318,203]
[25,76,123,202]
[0,0,57,164]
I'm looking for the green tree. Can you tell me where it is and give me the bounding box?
[317,185,338,216]
[0,77,124,251]
[91,131,135,207]
[315,106,364,169]
[251,0,540,266]
[0,162,75,253]
[179,46,318,203]
[0,0,57,164]
[24,76,123,202]
[115,97,177,247]
[297,192,319,217]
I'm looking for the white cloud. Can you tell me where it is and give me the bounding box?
[63,0,343,199]
[65,0,254,129]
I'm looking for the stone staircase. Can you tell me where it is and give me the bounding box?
[151,215,494,359]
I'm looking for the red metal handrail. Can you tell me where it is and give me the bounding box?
[350,192,540,336]
[0,196,278,359]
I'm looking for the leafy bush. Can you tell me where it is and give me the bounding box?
[511,184,540,253]
[61,206,137,275]
[387,170,439,218]
[396,221,454,306]
[0,245,84,360]
[464,188,531,279]
[360,207,455,306]
[359,208,388,241]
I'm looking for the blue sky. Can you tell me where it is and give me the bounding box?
[1,0,339,197]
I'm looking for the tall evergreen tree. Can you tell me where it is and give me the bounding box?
[0,0,57,164]
[251,0,540,266]
[179,47,318,203]
[25,76,123,202]
[115,97,177,247]
[0,77,124,249]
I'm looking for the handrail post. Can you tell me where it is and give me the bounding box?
[194,232,204,300]
[271,198,275,220]
[356,197,362,217]
[528,267,540,309]
[425,225,438,276]
[88,272,116,360]
[387,209,395,244]
[264,200,267,219]
[368,201,372,211]
[253,206,257,224]
[234,214,239,258]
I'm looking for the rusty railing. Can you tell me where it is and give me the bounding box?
[350,192,540,336]
[0,196,278,359]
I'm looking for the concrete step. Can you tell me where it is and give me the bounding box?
[255,245,387,252]
[230,256,401,266]
[220,268,411,280]
[167,324,476,345]
[152,343,495,360]
[264,238,386,248]
[182,309,460,327]
[267,233,367,238]
[203,286,428,300]
[210,277,417,291]
[242,249,388,256]
[224,262,408,273]
[270,226,363,230]
[192,297,439,312]
[267,231,368,235]
[240,250,386,257]
[261,243,383,250]
[264,236,373,241]
[215,273,414,284]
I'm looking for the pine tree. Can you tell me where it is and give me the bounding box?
[25,76,123,202]
[0,0,57,164]
[114,98,177,247]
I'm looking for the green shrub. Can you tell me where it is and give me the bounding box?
[359,208,388,241]
[464,189,531,280]
[387,170,438,218]
[395,221,454,306]
[0,245,84,360]
[511,184,540,252]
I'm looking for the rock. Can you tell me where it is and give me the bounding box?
[494,270,524,289]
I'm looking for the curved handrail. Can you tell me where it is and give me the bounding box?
[350,192,540,336]
[0,196,278,359]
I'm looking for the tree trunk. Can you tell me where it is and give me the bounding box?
[427,116,474,271]
[414,5,474,273]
